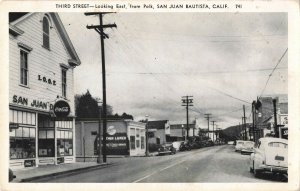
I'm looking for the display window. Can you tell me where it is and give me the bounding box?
[57,130,73,156]
[10,126,36,159]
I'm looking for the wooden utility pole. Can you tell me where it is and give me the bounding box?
[211,121,216,142]
[85,12,117,163]
[273,99,278,137]
[181,96,193,139]
[204,114,211,139]
[252,101,256,142]
[243,105,246,140]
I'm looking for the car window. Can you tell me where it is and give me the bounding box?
[237,142,244,145]
[268,142,288,148]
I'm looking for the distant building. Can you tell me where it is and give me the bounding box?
[76,119,146,161]
[169,123,199,141]
[147,120,170,144]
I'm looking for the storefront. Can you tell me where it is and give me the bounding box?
[9,12,80,169]
[75,120,146,162]
[9,100,76,169]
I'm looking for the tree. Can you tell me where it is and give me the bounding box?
[75,90,99,118]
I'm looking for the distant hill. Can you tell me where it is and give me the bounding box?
[220,123,252,141]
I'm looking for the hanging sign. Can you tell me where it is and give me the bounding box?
[53,100,70,117]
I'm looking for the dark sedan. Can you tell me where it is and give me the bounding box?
[157,143,176,155]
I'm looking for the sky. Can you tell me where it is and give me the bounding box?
[59,12,288,129]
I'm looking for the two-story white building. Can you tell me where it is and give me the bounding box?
[9,12,81,169]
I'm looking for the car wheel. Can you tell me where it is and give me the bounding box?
[249,162,254,173]
[253,163,260,178]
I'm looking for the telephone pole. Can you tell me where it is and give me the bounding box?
[204,114,211,139]
[273,99,278,137]
[211,120,216,142]
[181,96,193,139]
[242,105,246,140]
[85,12,117,163]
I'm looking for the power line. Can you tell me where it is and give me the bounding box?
[259,48,288,98]
[207,87,251,104]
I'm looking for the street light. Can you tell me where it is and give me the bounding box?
[145,115,149,157]
[96,99,103,164]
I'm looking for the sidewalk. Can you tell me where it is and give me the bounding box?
[11,153,158,183]
[12,162,111,183]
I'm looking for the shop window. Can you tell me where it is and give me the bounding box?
[141,136,145,149]
[61,69,67,97]
[130,136,135,150]
[10,127,36,159]
[136,140,140,148]
[42,16,50,49]
[10,109,36,126]
[55,120,73,129]
[38,130,55,157]
[57,130,73,156]
[20,50,28,86]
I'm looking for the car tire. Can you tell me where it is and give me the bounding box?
[253,163,260,178]
[250,162,254,173]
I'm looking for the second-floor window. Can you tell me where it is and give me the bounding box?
[62,69,67,97]
[42,16,50,49]
[20,50,28,86]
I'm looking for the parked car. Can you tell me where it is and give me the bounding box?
[249,137,288,177]
[179,141,192,151]
[172,141,183,151]
[241,141,255,155]
[235,140,245,152]
[9,168,16,182]
[157,143,176,155]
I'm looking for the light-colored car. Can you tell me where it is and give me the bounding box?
[249,137,288,177]
[235,140,245,152]
[172,141,183,151]
[241,141,255,155]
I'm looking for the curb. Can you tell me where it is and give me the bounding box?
[20,163,113,182]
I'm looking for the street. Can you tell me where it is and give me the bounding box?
[31,145,283,183]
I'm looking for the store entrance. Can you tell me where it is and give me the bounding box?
[38,114,55,158]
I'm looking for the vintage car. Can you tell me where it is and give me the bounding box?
[157,143,176,155]
[241,141,255,155]
[172,141,183,151]
[235,140,245,152]
[249,137,288,177]
[9,168,16,182]
[179,141,192,151]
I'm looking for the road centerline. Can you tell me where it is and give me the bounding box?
[132,159,186,183]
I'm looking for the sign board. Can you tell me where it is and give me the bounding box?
[57,157,64,164]
[9,123,19,130]
[279,115,288,127]
[53,100,70,118]
[94,133,129,155]
[280,127,288,139]
[24,160,35,167]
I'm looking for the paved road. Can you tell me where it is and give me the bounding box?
[33,145,283,183]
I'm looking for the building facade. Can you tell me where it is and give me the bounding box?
[9,13,81,169]
[76,120,146,161]
[254,95,288,140]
